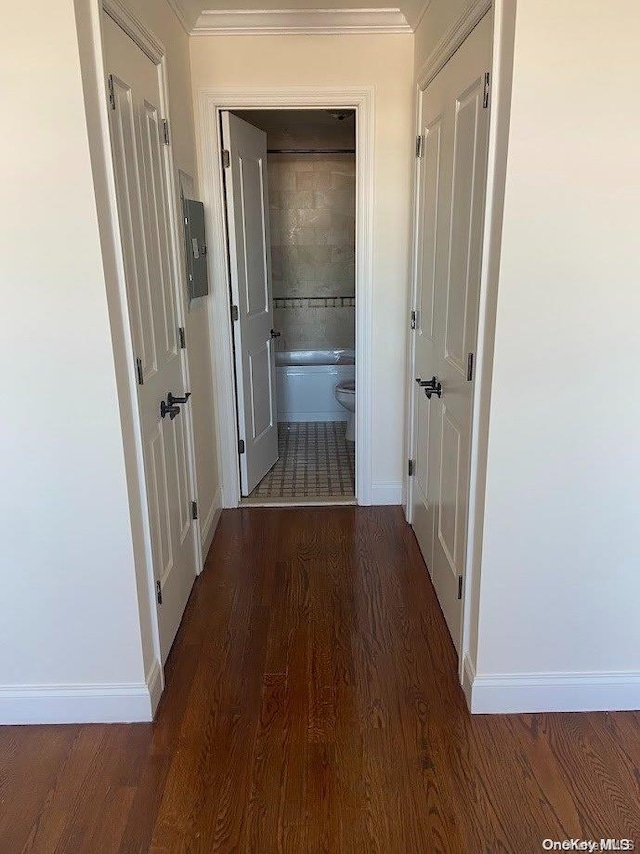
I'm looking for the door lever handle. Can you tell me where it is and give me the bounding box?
[270,329,281,339]
[160,400,181,420]
[167,392,191,406]
[416,377,432,387]
[422,376,442,399]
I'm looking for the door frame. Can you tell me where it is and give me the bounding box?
[197,86,375,507]
[76,0,204,705]
[405,0,516,683]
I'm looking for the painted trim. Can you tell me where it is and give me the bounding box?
[103,0,164,62]
[468,669,640,714]
[411,0,434,32]
[370,481,403,505]
[201,485,223,561]
[0,678,156,725]
[165,0,194,33]
[192,8,411,35]
[416,0,492,89]
[196,86,375,508]
[147,657,164,717]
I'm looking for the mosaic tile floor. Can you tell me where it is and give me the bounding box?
[250,421,355,500]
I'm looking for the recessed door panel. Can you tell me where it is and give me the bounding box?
[445,82,483,370]
[419,118,442,341]
[438,406,461,575]
[249,340,275,440]
[239,156,270,318]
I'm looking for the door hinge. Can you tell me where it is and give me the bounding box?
[483,71,491,109]
[222,149,230,169]
[135,357,144,385]
[408,459,415,477]
[231,304,239,322]
[161,119,170,146]
[415,134,424,159]
[107,74,116,110]
[467,352,474,382]
[191,500,198,520]
[410,309,417,330]
[238,438,245,455]
[156,579,163,605]
[179,326,186,349]
[457,576,463,600]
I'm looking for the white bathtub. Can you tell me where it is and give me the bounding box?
[276,349,355,422]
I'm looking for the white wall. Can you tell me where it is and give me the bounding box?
[474,0,640,708]
[189,34,415,500]
[0,0,147,720]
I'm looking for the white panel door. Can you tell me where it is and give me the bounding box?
[411,11,493,654]
[104,15,196,663]
[221,112,278,496]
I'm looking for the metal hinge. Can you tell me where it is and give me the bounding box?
[457,576,463,600]
[483,72,491,109]
[191,500,198,520]
[107,75,115,110]
[408,459,415,477]
[410,310,417,330]
[467,352,474,382]
[238,439,245,455]
[156,580,162,605]
[179,327,186,349]
[415,135,424,159]
[135,357,144,385]
[222,149,230,169]
[162,119,170,146]
[231,304,239,322]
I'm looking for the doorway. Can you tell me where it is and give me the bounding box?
[198,88,375,508]
[224,109,356,505]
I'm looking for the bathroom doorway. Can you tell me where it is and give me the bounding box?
[224,108,357,505]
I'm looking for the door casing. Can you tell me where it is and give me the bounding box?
[197,87,375,508]
[405,0,517,693]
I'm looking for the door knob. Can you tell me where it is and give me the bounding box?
[270,329,281,339]
[160,400,180,420]
[422,376,442,399]
[167,391,191,406]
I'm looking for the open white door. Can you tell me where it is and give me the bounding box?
[411,11,492,654]
[104,15,197,663]
[221,112,279,497]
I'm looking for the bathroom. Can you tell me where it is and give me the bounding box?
[232,108,356,503]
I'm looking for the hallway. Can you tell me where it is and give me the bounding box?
[2,507,639,852]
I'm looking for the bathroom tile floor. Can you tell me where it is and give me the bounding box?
[246,421,355,502]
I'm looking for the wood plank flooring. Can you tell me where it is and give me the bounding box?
[2,507,639,852]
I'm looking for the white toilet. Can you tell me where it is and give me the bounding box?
[335,380,356,442]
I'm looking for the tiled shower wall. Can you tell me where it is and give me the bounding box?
[268,153,355,351]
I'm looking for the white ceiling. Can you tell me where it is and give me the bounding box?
[175,0,427,31]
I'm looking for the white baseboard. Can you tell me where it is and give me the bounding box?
[147,658,163,718]
[201,485,223,563]
[0,673,159,725]
[370,481,403,505]
[464,657,640,713]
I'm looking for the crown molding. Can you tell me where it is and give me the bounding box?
[191,7,412,35]
[165,0,195,33]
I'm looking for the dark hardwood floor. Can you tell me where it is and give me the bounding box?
[2,507,639,853]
